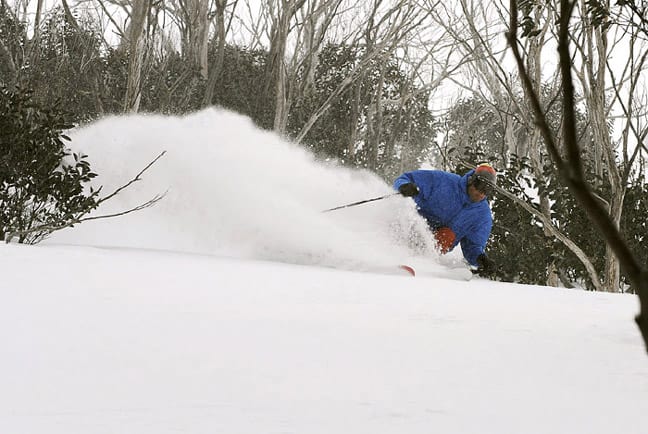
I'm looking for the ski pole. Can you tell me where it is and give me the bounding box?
[322,192,400,213]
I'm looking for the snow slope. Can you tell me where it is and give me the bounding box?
[1,109,647,434]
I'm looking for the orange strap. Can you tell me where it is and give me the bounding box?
[434,227,456,254]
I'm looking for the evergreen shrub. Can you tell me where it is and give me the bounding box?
[0,86,99,243]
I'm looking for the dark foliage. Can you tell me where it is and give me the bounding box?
[206,45,275,129]
[621,178,648,292]
[22,8,115,122]
[289,44,358,164]
[140,50,206,115]
[0,85,99,243]
[488,154,554,284]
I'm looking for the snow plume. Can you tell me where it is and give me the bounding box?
[49,108,438,270]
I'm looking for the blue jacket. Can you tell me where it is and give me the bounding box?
[393,169,492,266]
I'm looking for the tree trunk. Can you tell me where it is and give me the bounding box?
[0,39,16,86]
[202,0,228,106]
[547,261,560,287]
[123,0,151,113]
[604,191,625,291]
[267,11,288,133]
[265,0,306,134]
[25,0,44,63]
[183,0,210,79]
[578,0,623,291]
[367,65,386,171]
[348,81,362,160]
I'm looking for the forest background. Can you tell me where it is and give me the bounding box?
[1,0,648,294]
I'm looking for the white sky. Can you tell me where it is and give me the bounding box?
[0,108,647,434]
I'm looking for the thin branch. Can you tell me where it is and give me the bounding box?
[5,192,167,242]
[77,191,166,222]
[96,151,166,205]
[91,0,126,40]
[5,152,167,244]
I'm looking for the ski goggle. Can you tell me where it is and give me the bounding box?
[472,175,495,196]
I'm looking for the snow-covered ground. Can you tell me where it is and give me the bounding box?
[1,109,647,434]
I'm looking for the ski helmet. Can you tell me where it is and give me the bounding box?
[469,163,497,195]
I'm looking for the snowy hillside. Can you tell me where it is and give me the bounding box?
[1,109,647,434]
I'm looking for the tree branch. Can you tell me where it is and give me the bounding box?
[5,152,167,243]
[96,151,166,205]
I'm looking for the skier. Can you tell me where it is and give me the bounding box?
[393,163,497,275]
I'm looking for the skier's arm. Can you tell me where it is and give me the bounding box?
[393,172,416,191]
[393,172,420,197]
[459,218,492,267]
[461,235,496,275]
[460,237,483,267]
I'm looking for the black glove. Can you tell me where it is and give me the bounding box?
[476,253,496,276]
[398,182,420,197]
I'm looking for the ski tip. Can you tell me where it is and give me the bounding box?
[398,264,416,277]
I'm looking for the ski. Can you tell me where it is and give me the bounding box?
[398,264,416,276]
[398,264,474,281]
[377,264,474,280]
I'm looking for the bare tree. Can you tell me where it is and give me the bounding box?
[430,0,648,291]
[123,0,153,113]
[263,0,307,134]
[202,0,234,106]
[561,0,640,291]
[165,0,210,79]
[507,0,648,352]
[280,0,347,136]
[235,0,347,133]
[427,0,530,159]
[294,0,430,143]
[362,0,420,170]
[514,0,648,292]
[292,0,343,94]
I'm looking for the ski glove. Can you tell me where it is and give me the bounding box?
[476,253,496,275]
[398,183,420,197]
